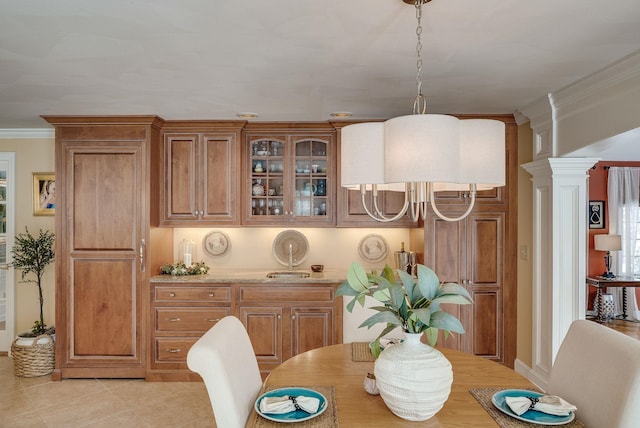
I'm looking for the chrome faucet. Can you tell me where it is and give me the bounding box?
[288,243,293,271]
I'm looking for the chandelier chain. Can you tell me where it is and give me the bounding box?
[413,0,427,114]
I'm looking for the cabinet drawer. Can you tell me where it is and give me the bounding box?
[155,286,231,302]
[239,286,335,303]
[155,338,198,362]
[155,307,230,332]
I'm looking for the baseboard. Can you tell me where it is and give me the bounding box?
[514,358,546,390]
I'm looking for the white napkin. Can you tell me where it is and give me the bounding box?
[505,395,577,416]
[259,395,321,414]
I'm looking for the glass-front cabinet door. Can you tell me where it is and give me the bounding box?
[245,133,334,226]
[0,153,15,352]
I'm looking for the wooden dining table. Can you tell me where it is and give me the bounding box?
[247,343,539,427]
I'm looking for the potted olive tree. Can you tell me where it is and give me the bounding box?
[9,227,56,377]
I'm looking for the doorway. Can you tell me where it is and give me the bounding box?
[0,153,15,352]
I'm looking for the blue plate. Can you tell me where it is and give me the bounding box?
[255,387,327,423]
[491,389,575,426]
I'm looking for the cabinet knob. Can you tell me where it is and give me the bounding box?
[166,348,181,353]
[291,315,296,320]
[168,318,181,322]
[277,315,281,320]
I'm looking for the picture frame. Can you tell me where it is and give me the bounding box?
[588,200,605,229]
[33,173,55,216]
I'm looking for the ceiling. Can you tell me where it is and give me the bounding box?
[1,0,640,142]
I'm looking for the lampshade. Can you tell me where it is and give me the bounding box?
[341,122,385,187]
[384,114,460,184]
[458,119,505,188]
[594,234,622,251]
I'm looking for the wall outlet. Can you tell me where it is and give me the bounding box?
[519,245,529,261]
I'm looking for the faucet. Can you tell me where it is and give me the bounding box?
[288,243,293,271]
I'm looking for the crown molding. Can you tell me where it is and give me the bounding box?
[0,128,54,139]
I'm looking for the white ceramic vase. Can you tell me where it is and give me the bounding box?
[374,332,453,421]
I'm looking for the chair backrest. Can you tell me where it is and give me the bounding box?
[548,319,640,428]
[187,315,263,428]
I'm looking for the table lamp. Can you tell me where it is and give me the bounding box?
[594,234,622,278]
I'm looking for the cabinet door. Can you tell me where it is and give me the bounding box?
[163,134,199,222]
[425,210,505,363]
[244,134,335,226]
[163,132,240,225]
[60,143,146,374]
[200,133,240,224]
[290,306,334,356]
[240,306,284,374]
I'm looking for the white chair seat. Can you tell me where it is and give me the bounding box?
[187,316,263,428]
[548,319,640,428]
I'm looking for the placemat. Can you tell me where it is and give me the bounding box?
[469,388,585,428]
[252,385,338,427]
[351,342,375,362]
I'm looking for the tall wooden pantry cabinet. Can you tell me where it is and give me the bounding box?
[45,116,173,379]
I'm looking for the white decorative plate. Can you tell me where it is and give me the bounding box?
[202,231,231,257]
[358,234,389,263]
[273,230,309,267]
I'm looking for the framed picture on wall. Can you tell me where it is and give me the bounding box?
[33,172,55,216]
[588,200,605,229]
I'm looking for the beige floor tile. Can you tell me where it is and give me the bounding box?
[0,388,34,420]
[23,378,105,411]
[0,410,47,428]
[84,409,145,428]
[39,389,127,428]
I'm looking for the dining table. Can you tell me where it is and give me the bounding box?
[246,342,572,427]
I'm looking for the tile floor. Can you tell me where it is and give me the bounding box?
[0,357,216,428]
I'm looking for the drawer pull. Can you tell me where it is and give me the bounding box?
[169,293,176,297]
[166,348,181,353]
[208,293,214,297]
[168,318,181,322]
[206,318,221,323]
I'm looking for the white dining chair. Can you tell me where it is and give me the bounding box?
[187,315,263,428]
[547,319,640,428]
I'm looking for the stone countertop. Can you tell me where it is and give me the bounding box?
[150,269,347,284]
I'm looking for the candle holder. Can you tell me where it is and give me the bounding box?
[179,238,196,267]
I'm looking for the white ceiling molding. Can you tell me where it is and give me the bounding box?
[0,129,54,139]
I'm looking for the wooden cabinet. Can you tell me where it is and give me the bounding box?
[243,124,336,226]
[147,283,232,381]
[423,116,517,367]
[425,211,506,361]
[160,122,243,226]
[237,284,342,377]
[147,281,342,380]
[46,116,173,380]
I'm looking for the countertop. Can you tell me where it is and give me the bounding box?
[150,269,347,284]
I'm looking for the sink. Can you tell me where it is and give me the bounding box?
[266,271,311,279]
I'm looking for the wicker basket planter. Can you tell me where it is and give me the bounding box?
[11,334,55,377]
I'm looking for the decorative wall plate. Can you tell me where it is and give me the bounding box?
[202,231,231,257]
[273,230,309,267]
[358,234,389,263]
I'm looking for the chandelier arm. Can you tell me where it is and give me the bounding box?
[429,185,477,222]
[359,185,410,223]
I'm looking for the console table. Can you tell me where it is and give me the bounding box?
[587,276,640,322]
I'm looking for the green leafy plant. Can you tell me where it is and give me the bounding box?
[10,227,55,336]
[160,261,210,276]
[337,262,472,356]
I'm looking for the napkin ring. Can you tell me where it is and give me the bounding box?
[288,396,302,411]
[528,397,539,409]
